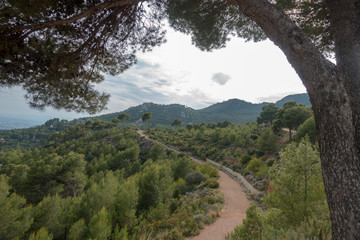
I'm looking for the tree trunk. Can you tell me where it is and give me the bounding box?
[228,0,360,238]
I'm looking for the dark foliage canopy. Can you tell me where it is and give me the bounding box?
[0,0,332,114]
[0,0,166,113]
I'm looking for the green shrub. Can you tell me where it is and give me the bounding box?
[201,178,219,189]
[266,158,275,167]
[172,178,188,198]
[257,128,278,153]
[197,162,219,178]
[246,157,268,178]
[295,117,317,144]
[184,172,206,185]
[240,154,252,166]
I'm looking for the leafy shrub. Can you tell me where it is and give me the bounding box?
[257,128,278,153]
[239,154,252,166]
[246,157,268,178]
[231,164,242,172]
[266,159,275,167]
[295,117,317,144]
[172,157,192,180]
[184,172,206,186]
[172,178,188,198]
[201,178,219,189]
[149,143,167,160]
[246,157,264,173]
[197,162,219,178]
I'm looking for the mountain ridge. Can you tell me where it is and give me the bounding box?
[81,93,310,126]
[0,93,310,150]
[0,93,310,130]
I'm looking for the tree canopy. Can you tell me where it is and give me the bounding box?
[257,103,279,125]
[117,113,130,121]
[0,0,332,113]
[272,101,313,140]
[0,0,166,113]
[141,112,152,122]
[171,118,182,127]
[0,123,223,239]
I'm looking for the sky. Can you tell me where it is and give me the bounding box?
[0,26,306,125]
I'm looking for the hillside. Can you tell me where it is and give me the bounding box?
[0,93,311,151]
[87,100,267,126]
[0,123,224,239]
[0,93,311,131]
[85,93,310,126]
[275,93,310,107]
[86,103,200,126]
[197,99,268,124]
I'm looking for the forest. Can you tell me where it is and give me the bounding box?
[146,102,330,239]
[0,101,331,239]
[0,120,223,240]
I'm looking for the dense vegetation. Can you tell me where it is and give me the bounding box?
[0,101,330,239]
[145,102,330,239]
[78,93,311,127]
[0,95,310,152]
[226,140,330,240]
[0,121,223,240]
[146,120,278,192]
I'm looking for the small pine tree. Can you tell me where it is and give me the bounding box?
[257,128,278,153]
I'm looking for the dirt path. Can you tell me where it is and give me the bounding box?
[137,130,252,239]
[187,170,251,240]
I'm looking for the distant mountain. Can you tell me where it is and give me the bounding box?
[0,93,311,150]
[197,99,268,124]
[84,103,200,126]
[83,93,311,126]
[0,93,311,130]
[275,93,311,107]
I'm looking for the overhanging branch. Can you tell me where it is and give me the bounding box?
[7,0,142,33]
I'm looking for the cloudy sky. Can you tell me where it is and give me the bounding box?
[0,26,306,123]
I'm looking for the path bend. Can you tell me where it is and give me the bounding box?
[137,130,252,239]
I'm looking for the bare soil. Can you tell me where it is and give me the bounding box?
[187,171,251,240]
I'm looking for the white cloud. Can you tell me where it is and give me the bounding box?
[256,92,300,103]
[212,72,231,85]
[0,25,307,125]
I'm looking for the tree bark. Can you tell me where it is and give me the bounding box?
[226,0,360,238]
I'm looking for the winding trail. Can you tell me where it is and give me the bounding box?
[138,130,252,239]
[187,170,251,240]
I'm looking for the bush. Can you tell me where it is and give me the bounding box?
[197,162,219,178]
[295,117,317,144]
[257,128,278,153]
[184,172,206,186]
[246,157,268,178]
[172,178,188,198]
[240,154,252,166]
[172,157,192,180]
[266,159,275,167]
[201,178,219,189]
